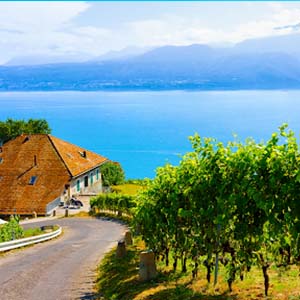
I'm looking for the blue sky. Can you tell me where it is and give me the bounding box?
[1,1,300,64]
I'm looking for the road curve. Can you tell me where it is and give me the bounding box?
[0,217,126,300]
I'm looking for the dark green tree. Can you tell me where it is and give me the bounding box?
[26,118,51,134]
[0,118,51,144]
[100,161,125,186]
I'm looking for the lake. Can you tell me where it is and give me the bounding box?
[1,90,300,178]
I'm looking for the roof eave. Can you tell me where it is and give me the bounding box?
[71,159,109,179]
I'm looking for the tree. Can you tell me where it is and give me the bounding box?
[100,161,125,186]
[0,118,51,144]
[26,119,51,134]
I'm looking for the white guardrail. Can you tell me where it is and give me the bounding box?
[0,226,62,252]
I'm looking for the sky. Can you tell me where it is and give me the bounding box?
[1,1,300,64]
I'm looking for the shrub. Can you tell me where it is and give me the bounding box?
[0,215,24,242]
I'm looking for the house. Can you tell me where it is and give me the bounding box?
[0,134,108,216]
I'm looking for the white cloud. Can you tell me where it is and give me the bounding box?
[0,2,112,63]
[124,3,300,47]
[0,2,90,32]
[230,6,300,42]
[1,2,300,64]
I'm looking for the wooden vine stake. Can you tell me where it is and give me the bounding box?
[214,222,221,286]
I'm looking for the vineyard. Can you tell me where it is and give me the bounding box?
[93,125,300,297]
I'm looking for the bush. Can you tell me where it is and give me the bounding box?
[0,215,24,242]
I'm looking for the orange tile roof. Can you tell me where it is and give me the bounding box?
[49,135,108,177]
[0,134,108,215]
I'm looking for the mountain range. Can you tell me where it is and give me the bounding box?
[1,33,300,91]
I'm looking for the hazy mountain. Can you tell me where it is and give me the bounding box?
[91,46,154,62]
[1,35,300,91]
[5,54,93,66]
[135,44,215,62]
[234,33,300,59]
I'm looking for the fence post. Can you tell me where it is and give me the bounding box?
[124,231,133,246]
[116,240,126,258]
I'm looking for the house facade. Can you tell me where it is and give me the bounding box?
[0,134,108,216]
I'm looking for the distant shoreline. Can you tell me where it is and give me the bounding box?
[0,87,300,93]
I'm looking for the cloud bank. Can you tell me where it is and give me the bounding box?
[1,2,300,64]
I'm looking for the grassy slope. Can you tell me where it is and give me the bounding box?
[96,240,300,300]
[112,184,144,195]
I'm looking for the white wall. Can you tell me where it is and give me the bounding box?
[70,167,102,195]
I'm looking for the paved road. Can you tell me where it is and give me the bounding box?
[0,217,126,300]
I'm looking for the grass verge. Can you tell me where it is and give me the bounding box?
[23,227,43,238]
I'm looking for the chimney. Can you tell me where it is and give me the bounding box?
[23,136,30,143]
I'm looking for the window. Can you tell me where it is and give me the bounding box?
[90,172,94,185]
[0,157,2,164]
[76,179,80,192]
[84,176,88,187]
[29,176,37,185]
[96,169,99,180]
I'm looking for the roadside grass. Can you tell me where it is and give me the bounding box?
[23,224,59,238]
[96,240,300,300]
[23,227,43,237]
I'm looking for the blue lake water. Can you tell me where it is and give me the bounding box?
[1,90,300,178]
